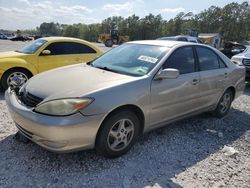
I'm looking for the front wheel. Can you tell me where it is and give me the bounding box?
[1,69,31,90]
[96,110,140,158]
[212,89,233,118]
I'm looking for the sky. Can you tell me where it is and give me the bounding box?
[0,0,246,30]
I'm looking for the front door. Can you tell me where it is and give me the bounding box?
[38,42,97,73]
[150,46,202,126]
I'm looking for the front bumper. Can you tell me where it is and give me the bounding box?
[5,89,105,153]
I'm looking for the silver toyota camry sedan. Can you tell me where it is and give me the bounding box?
[5,41,245,158]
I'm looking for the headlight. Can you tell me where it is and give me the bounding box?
[231,57,243,66]
[34,98,93,116]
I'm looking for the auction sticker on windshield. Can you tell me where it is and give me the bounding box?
[138,55,158,64]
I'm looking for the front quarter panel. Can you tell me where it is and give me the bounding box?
[0,57,38,75]
[80,77,151,127]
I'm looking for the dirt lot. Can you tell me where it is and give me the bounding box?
[0,40,249,188]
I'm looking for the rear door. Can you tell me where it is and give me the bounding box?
[150,46,202,126]
[195,46,228,108]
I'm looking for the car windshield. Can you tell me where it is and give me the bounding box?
[91,44,168,76]
[245,46,250,53]
[16,39,47,54]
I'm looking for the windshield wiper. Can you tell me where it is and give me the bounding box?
[94,65,120,73]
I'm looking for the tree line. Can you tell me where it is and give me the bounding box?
[23,1,250,43]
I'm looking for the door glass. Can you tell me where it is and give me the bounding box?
[163,46,195,74]
[196,47,220,71]
[177,37,188,42]
[218,58,227,68]
[44,42,96,55]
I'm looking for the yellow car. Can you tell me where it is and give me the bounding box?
[0,37,103,90]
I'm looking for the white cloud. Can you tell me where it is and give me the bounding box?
[59,5,92,14]
[102,2,133,12]
[0,1,95,30]
[159,7,185,13]
[18,0,30,5]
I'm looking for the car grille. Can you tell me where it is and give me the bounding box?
[243,59,250,66]
[19,92,43,107]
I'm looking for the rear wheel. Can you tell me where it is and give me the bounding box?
[96,110,140,158]
[212,89,233,118]
[105,39,113,47]
[1,68,32,90]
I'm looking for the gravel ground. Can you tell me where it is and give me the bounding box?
[0,40,250,188]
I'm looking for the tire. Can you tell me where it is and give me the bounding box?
[212,89,233,118]
[105,39,113,47]
[96,110,140,158]
[1,68,32,90]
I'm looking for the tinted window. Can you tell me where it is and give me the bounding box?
[177,37,188,42]
[219,58,227,68]
[196,47,219,71]
[44,42,96,55]
[163,46,195,74]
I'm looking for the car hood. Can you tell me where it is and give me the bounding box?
[233,52,250,59]
[25,64,136,101]
[0,51,27,59]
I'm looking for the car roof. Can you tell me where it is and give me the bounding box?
[128,40,200,48]
[39,37,103,52]
[41,37,86,42]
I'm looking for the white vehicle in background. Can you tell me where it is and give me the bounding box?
[231,46,250,81]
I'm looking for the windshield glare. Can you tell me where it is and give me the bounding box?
[246,47,250,53]
[17,39,47,54]
[92,44,168,76]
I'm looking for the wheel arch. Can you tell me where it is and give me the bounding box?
[226,86,236,100]
[2,67,34,78]
[95,104,145,145]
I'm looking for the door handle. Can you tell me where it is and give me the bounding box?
[192,79,199,85]
[224,73,228,78]
[192,78,199,85]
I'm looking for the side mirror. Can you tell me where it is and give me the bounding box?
[155,68,179,80]
[41,50,51,55]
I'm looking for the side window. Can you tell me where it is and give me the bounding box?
[44,42,96,55]
[72,43,96,54]
[177,37,188,42]
[44,42,65,55]
[218,57,227,68]
[163,46,195,74]
[196,47,220,71]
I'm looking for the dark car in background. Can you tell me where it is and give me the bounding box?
[221,41,247,59]
[158,35,203,44]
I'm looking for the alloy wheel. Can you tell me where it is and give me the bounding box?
[107,119,135,151]
[219,93,231,113]
[7,72,28,88]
